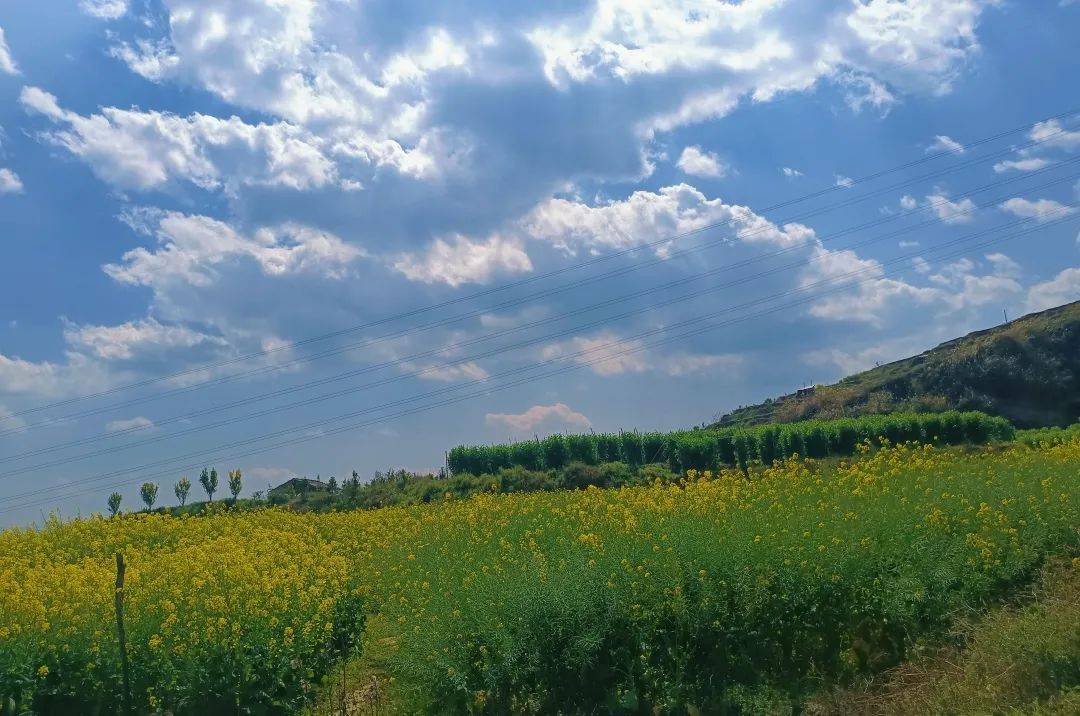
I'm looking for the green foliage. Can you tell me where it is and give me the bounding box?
[447,412,1016,476]
[139,482,158,511]
[716,300,1080,429]
[173,477,191,507]
[227,469,243,502]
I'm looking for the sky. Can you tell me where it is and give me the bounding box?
[0,0,1078,525]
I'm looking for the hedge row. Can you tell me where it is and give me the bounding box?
[448,411,1015,475]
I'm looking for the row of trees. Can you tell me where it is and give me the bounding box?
[106,468,243,516]
[447,411,1016,476]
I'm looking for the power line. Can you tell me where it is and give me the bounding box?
[3,121,1076,438]
[3,210,1073,514]
[3,168,1076,469]
[4,108,1078,422]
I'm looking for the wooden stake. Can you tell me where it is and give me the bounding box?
[115,553,132,716]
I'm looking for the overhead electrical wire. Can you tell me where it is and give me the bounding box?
[3,124,1078,441]
[3,207,1074,515]
[3,108,1078,423]
[2,167,1077,470]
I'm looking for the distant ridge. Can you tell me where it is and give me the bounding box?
[713,300,1080,429]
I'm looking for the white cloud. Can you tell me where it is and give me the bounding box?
[800,240,1026,325]
[0,351,113,398]
[781,167,803,179]
[0,168,23,194]
[835,174,854,188]
[0,405,27,434]
[899,194,918,210]
[393,234,533,287]
[542,333,649,377]
[521,183,814,255]
[20,86,340,192]
[993,157,1052,173]
[540,331,740,377]
[109,40,180,81]
[1029,119,1080,153]
[406,360,490,383]
[111,1,471,143]
[985,252,1021,279]
[843,0,985,95]
[0,26,18,75]
[104,211,363,289]
[926,192,976,223]
[106,416,155,433]
[531,0,985,129]
[998,197,1076,222]
[990,119,1080,176]
[1025,268,1080,313]
[676,146,728,178]
[839,72,896,114]
[63,318,224,361]
[79,0,129,19]
[927,134,965,154]
[663,351,743,376]
[485,402,591,433]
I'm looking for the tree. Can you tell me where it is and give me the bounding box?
[200,467,218,502]
[140,482,158,511]
[327,475,339,494]
[174,477,191,507]
[107,492,122,517]
[228,469,242,503]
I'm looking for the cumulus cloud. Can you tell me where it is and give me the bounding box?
[926,192,977,223]
[993,157,1052,173]
[63,318,225,361]
[990,119,1080,176]
[781,167,803,179]
[521,183,814,255]
[1029,119,1080,153]
[998,197,1076,222]
[20,86,343,192]
[835,174,854,188]
[676,146,728,178]
[801,242,1028,325]
[393,234,533,287]
[0,168,23,194]
[0,351,113,398]
[0,26,17,75]
[106,416,155,433]
[79,0,129,19]
[1025,267,1080,312]
[540,332,740,378]
[927,134,965,154]
[985,252,1021,279]
[104,210,363,289]
[405,360,489,383]
[485,402,591,433]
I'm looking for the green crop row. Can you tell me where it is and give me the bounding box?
[447,411,1015,475]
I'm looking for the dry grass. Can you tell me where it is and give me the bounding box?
[810,556,1080,715]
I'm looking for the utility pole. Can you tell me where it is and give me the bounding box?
[1003,307,1009,324]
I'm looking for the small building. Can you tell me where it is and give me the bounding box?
[268,477,330,499]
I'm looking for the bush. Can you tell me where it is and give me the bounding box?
[559,462,604,490]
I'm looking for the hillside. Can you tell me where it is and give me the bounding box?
[714,300,1080,429]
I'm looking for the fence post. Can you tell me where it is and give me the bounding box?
[115,553,132,716]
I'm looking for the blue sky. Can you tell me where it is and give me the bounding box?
[0,0,1078,524]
